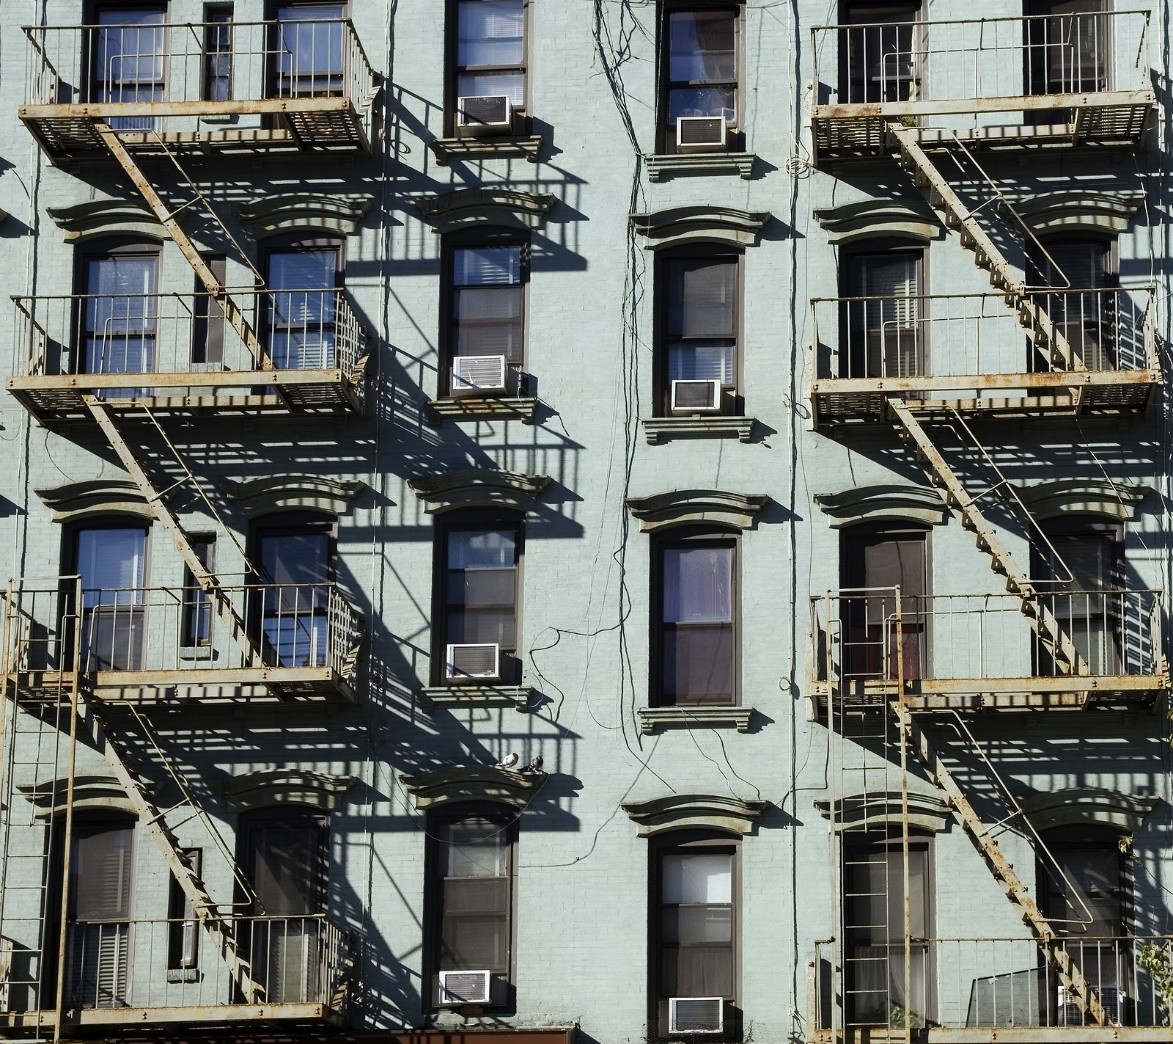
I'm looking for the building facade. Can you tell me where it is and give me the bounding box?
[0,2,1169,1043]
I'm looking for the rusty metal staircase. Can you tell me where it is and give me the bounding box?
[886,123,1085,374]
[886,397,1088,677]
[895,706,1107,1025]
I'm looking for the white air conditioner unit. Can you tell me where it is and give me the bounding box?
[446,643,500,681]
[676,116,727,153]
[438,969,493,1006]
[452,354,508,396]
[1058,985,1126,1027]
[670,378,722,413]
[669,997,724,1035]
[456,95,515,137]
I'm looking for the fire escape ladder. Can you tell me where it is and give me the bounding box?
[886,397,1088,676]
[885,123,1085,374]
[82,395,263,670]
[895,706,1107,1026]
[92,120,274,375]
[82,699,265,1004]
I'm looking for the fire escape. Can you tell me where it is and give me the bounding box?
[0,15,377,1036]
[806,11,1165,1041]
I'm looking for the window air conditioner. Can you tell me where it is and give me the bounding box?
[446,643,500,681]
[438,969,493,1006]
[669,997,725,1035]
[1058,985,1126,1027]
[676,115,727,153]
[456,95,515,137]
[670,378,722,413]
[452,354,508,396]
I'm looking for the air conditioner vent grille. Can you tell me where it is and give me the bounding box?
[670,378,722,412]
[438,969,493,1006]
[446,643,500,680]
[452,354,508,394]
[669,996,724,1034]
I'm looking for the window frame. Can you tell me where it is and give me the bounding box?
[440,229,530,399]
[266,1,348,99]
[445,0,530,137]
[649,831,740,1040]
[657,2,743,154]
[655,246,743,418]
[651,527,739,708]
[839,239,927,381]
[84,3,169,115]
[201,3,234,102]
[425,805,518,1012]
[432,509,524,686]
[838,1,925,106]
[260,234,344,371]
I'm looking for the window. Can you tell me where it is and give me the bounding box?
[263,238,341,370]
[840,526,928,682]
[659,252,740,416]
[428,810,515,1008]
[1038,826,1128,1025]
[271,3,345,97]
[67,818,135,1009]
[842,245,924,380]
[78,239,160,394]
[1032,519,1122,676]
[89,5,166,130]
[653,837,737,1038]
[168,848,202,971]
[843,834,932,1027]
[1026,0,1109,99]
[654,532,736,706]
[238,812,327,1003]
[436,514,522,684]
[1027,238,1117,371]
[72,523,149,672]
[449,0,526,134]
[659,5,739,153]
[202,5,233,101]
[252,515,334,667]
[443,235,527,397]
[840,2,923,105]
[181,537,215,647]
[192,255,227,365]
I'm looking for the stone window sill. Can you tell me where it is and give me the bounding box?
[637,706,754,734]
[644,152,757,181]
[641,415,756,444]
[428,396,538,425]
[166,968,201,983]
[430,135,544,165]
[421,684,535,712]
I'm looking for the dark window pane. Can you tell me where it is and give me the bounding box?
[663,624,734,702]
[668,86,737,123]
[667,259,737,338]
[668,11,735,82]
[440,817,510,974]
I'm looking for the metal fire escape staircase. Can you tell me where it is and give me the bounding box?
[857,123,1107,1025]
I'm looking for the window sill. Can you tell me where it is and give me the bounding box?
[428,396,538,425]
[178,646,217,662]
[644,151,757,181]
[421,684,535,712]
[430,135,544,165]
[642,415,756,444]
[166,968,201,984]
[637,706,754,734]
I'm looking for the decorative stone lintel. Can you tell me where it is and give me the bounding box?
[1015,479,1149,522]
[814,199,942,244]
[224,475,365,518]
[430,135,544,165]
[47,199,164,243]
[19,775,140,818]
[399,765,547,812]
[622,794,768,837]
[814,484,948,528]
[641,416,756,444]
[630,205,771,250]
[218,770,357,813]
[814,791,952,834]
[421,684,535,712]
[36,478,153,523]
[428,397,539,425]
[1016,190,1144,236]
[410,469,550,515]
[625,489,768,533]
[233,193,370,238]
[416,188,557,233]
[644,151,757,182]
[1022,787,1158,834]
[637,706,753,735]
